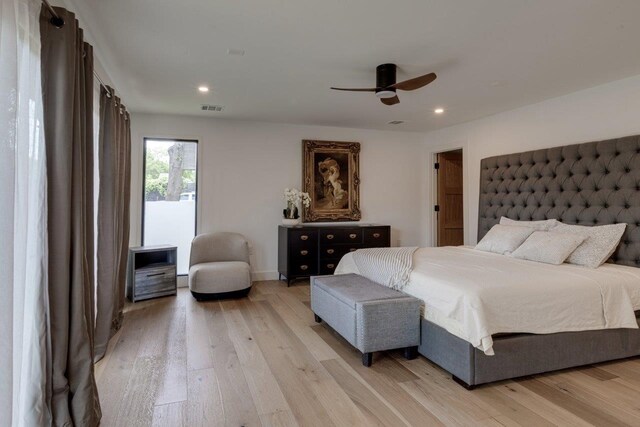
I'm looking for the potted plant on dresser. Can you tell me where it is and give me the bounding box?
[282,188,311,225]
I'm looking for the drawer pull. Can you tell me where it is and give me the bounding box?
[327,264,335,269]
[373,233,381,238]
[327,249,335,255]
[349,233,357,239]
[300,235,309,241]
[326,234,334,240]
[147,272,165,277]
[300,250,308,256]
[350,248,357,252]
[300,265,308,271]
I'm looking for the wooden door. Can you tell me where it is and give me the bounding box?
[437,150,464,246]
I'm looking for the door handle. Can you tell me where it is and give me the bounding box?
[300,250,308,256]
[326,234,334,240]
[300,235,309,241]
[373,233,381,238]
[300,265,308,271]
[327,264,335,269]
[327,249,335,254]
[349,233,357,239]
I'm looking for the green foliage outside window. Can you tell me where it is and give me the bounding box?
[145,145,195,201]
[145,148,169,201]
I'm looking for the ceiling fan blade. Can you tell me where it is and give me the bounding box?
[330,87,377,92]
[389,72,437,91]
[380,95,400,106]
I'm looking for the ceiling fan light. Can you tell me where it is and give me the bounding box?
[376,90,396,99]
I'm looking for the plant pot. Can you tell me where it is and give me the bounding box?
[282,218,301,226]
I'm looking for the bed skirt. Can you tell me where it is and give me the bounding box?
[418,316,640,388]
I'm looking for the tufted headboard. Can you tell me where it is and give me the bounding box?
[478,134,640,267]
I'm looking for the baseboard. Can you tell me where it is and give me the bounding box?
[252,271,279,281]
[178,270,280,286]
[177,276,188,288]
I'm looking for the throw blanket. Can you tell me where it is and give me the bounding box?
[350,247,418,291]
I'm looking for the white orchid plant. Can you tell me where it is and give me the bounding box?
[283,188,311,219]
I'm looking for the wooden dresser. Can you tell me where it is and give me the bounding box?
[278,224,391,285]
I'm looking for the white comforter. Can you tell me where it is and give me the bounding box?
[336,246,640,355]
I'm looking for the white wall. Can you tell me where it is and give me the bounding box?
[130,115,427,279]
[423,74,640,245]
[130,73,640,276]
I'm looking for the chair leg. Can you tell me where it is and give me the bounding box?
[314,314,322,323]
[362,352,373,367]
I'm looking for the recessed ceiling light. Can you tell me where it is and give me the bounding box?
[434,108,444,114]
[198,86,209,93]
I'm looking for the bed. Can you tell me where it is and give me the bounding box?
[337,134,640,388]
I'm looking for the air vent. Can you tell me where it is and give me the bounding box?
[387,120,405,125]
[201,104,225,112]
[227,48,245,56]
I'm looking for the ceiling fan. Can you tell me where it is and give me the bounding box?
[331,63,437,106]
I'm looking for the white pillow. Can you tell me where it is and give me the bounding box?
[475,224,535,255]
[499,217,558,231]
[551,222,627,268]
[511,231,586,265]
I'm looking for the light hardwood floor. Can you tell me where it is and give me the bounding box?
[96,281,640,426]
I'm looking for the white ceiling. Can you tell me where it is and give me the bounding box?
[65,0,640,132]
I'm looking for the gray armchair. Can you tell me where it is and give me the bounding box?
[188,232,252,300]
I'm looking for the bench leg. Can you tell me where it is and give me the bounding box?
[403,346,418,360]
[314,314,322,323]
[362,352,373,367]
[452,375,476,390]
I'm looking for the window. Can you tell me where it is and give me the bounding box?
[142,138,198,275]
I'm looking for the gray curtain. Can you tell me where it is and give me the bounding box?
[95,87,131,361]
[40,7,101,426]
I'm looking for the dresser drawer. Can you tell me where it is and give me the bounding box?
[320,228,363,245]
[319,260,339,275]
[364,227,390,246]
[290,246,316,261]
[290,229,318,247]
[134,265,176,296]
[290,261,317,276]
[321,244,362,259]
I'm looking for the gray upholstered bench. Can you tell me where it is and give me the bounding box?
[311,273,421,366]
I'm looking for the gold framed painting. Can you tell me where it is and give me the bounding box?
[302,140,361,222]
